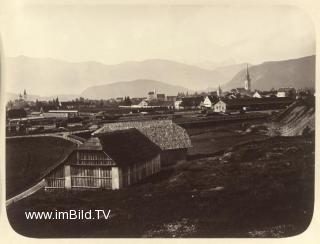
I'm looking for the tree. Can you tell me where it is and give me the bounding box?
[6,100,14,110]
[56,97,60,107]
[123,96,132,106]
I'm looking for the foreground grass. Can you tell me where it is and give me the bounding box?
[6,137,75,198]
[7,136,314,238]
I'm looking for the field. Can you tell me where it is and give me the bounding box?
[7,135,314,238]
[186,121,269,157]
[6,137,75,198]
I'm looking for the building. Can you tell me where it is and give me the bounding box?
[217,85,222,97]
[130,100,174,110]
[202,96,219,109]
[253,91,277,98]
[157,94,166,101]
[136,100,148,108]
[147,100,174,109]
[212,100,227,113]
[223,97,294,112]
[92,120,192,167]
[7,116,57,134]
[244,64,251,91]
[231,88,252,97]
[44,128,161,190]
[175,100,183,110]
[67,117,83,128]
[276,87,296,98]
[148,89,157,100]
[167,96,177,102]
[47,110,79,118]
[23,89,27,101]
[116,97,124,103]
[180,96,204,109]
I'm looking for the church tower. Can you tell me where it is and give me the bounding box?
[23,89,27,101]
[217,84,222,97]
[244,64,251,91]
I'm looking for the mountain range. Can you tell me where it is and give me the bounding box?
[223,55,315,91]
[81,79,189,99]
[5,56,245,96]
[5,55,315,100]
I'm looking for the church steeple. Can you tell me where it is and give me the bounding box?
[23,89,27,101]
[244,64,251,91]
[217,84,222,97]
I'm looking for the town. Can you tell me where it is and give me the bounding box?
[5,67,314,136]
[3,3,316,238]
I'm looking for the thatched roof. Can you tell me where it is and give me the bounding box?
[92,120,192,150]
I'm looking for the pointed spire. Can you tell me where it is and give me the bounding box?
[245,63,251,91]
[217,84,222,97]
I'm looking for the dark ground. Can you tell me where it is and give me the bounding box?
[6,137,75,198]
[6,133,314,238]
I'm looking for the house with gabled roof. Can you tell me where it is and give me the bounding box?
[202,95,219,109]
[92,120,192,166]
[44,128,161,190]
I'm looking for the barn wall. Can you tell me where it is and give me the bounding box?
[70,166,112,189]
[69,151,115,166]
[45,166,65,189]
[45,151,162,190]
[160,148,187,167]
[121,154,161,187]
[45,165,113,189]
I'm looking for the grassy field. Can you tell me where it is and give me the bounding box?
[6,137,75,198]
[7,136,314,238]
[186,121,269,157]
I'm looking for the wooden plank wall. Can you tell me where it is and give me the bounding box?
[122,154,161,187]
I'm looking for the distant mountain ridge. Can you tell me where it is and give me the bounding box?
[6,56,244,96]
[5,55,315,100]
[223,55,315,91]
[81,79,190,99]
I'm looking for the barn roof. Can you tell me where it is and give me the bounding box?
[41,129,161,178]
[222,97,294,106]
[97,128,161,166]
[147,100,174,107]
[206,95,219,103]
[77,137,103,150]
[92,120,192,150]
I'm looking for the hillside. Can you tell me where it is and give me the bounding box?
[223,55,315,90]
[6,137,75,198]
[7,136,314,237]
[269,98,315,136]
[6,56,240,96]
[81,79,189,99]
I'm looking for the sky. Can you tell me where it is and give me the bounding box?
[0,2,316,65]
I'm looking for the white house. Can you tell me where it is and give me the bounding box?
[175,100,183,110]
[276,87,296,98]
[212,100,227,113]
[137,100,149,108]
[253,91,262,98]
[203,96,218,108]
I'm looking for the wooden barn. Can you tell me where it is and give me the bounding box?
[92,120,192,167]
[43,128,161,190]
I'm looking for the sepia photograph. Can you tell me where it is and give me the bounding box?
[1,1,316,238]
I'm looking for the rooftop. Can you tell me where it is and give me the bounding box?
[93,120,192,150]
[98,128,161,165]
